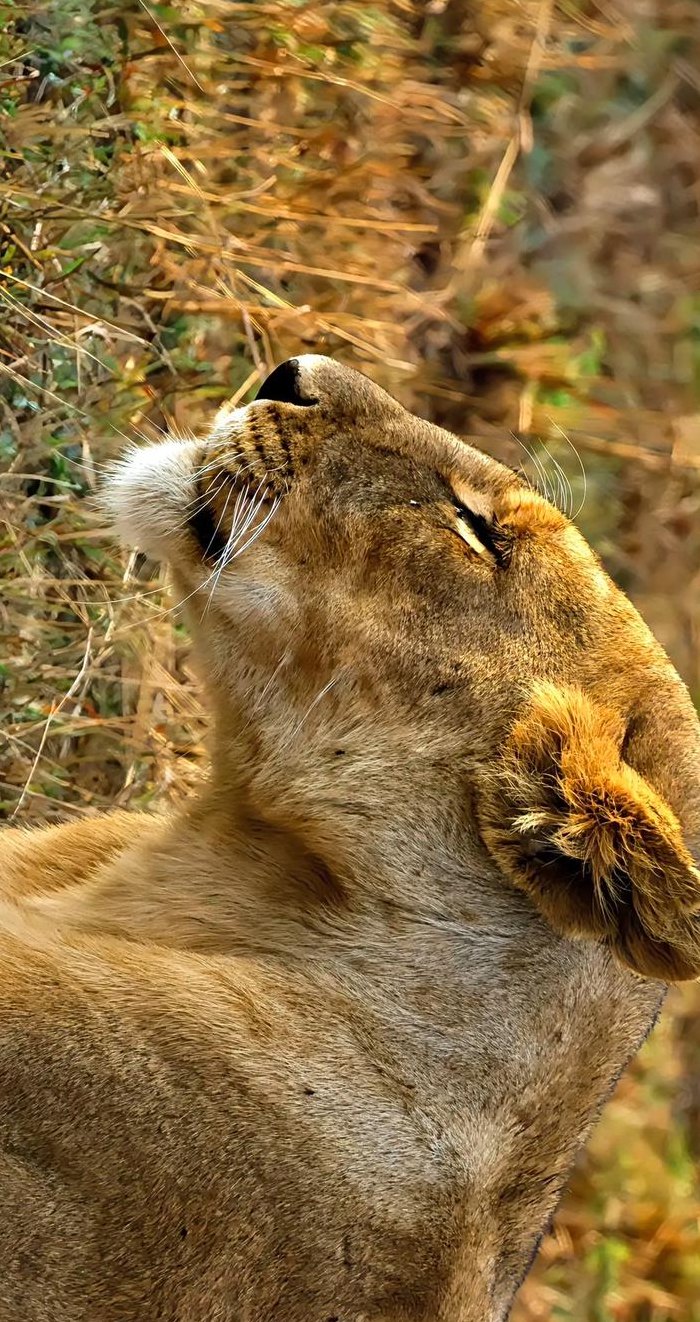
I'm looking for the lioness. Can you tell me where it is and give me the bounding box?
[1,355,699,1322]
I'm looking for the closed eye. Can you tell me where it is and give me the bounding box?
[452,502,512,568]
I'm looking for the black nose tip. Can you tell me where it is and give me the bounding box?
[255,358,317,407]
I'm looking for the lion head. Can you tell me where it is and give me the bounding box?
[106,355,700,983]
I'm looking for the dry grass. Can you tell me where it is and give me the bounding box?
[1,1,700,1316]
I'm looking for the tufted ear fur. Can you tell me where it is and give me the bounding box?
[481,683,700,982]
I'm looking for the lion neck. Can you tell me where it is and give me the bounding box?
[28,730,665,1267]
[30,684,523,981]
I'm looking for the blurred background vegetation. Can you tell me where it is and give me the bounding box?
[1,1,699,1316]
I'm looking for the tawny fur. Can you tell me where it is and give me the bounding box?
[481,683,700,981]
[1,355,699,1322]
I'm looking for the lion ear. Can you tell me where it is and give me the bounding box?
[481,683,700,982]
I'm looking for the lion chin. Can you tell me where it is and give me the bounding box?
[1,355,699,1322]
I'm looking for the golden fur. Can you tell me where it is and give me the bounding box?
[1,355,699,1322]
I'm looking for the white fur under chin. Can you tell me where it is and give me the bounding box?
[291,354,327,375]
[102,437,200,560]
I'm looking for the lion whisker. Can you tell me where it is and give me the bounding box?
[540,441,573,518]
[289,674,341,742]
[548,420,588,524]
[202,481,274,617]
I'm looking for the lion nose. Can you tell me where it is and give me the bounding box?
[255,358,318,407]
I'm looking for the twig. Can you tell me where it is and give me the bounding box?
[136,0,205,93]
[10,627,94,820]
[455,0,554,272]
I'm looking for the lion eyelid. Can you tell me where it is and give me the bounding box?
[452,500,511,568]
[454,515,488,559]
